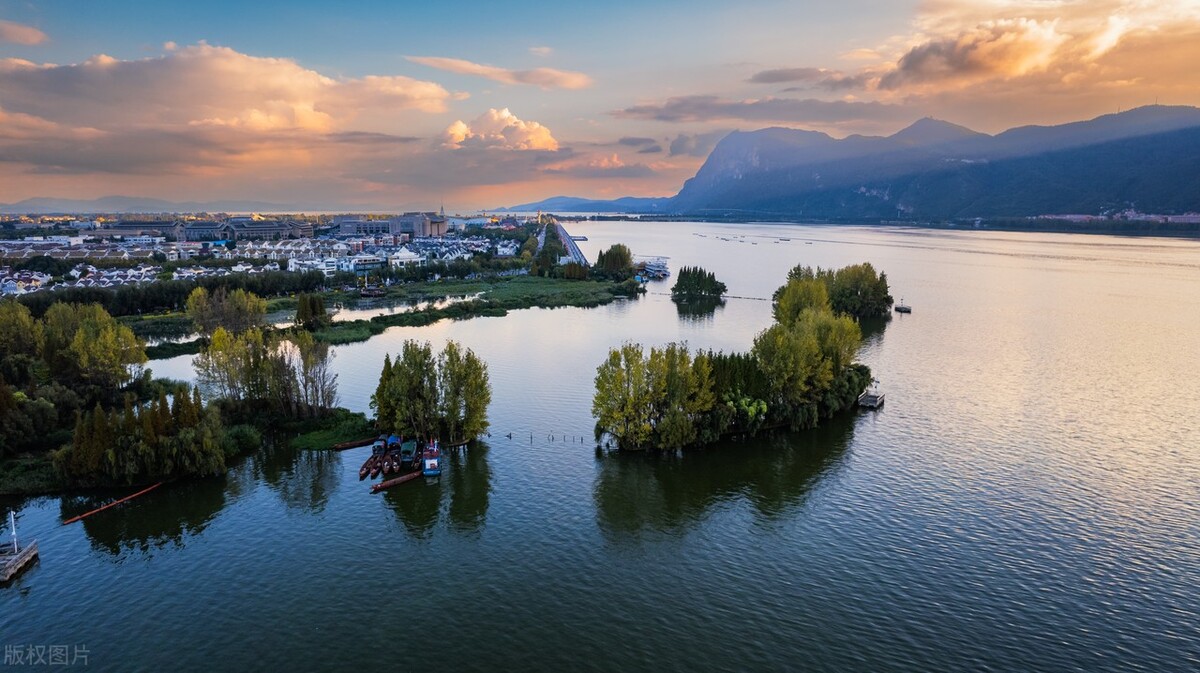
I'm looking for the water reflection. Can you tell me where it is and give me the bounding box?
[859,316,890,350]
[593,416,855,538]
[64,478,227,556]
[674,297,725,322]
[382,444,493,538]
[446,445,491,535]
[255,441,342,514]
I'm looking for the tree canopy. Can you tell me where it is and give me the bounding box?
[593,263,878,450]
[372,340,491,443]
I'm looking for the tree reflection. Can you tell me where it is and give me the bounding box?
[593,415,856,539]
[65,477,227,556]
[674,297,724,322]
[446,444,491,535]
[255,440,341,514]
[382,477,442,540]
[859,316,890,349]
[382,443,492,539]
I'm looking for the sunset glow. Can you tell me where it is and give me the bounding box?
[0,0,1196,210]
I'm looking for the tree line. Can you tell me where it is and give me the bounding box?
[194,327,338,419]
[371,340,491,444]
[592,264,876,450]
[0,300,147,457]
[777,263,892,320]
[17,269,330,318]
[671,266,727,300]
[54,384,246,486]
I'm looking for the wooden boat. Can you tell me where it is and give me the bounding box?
[399,440,420,471]
[333,437,377,451]
[370,470,422,493]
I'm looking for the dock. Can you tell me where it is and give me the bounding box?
[1,541,38,583]
[858,379,885,409]
[858,391,885,409]
[2,511,38,583]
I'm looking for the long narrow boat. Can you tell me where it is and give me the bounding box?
[370,470,422,493]
[332,437,377,451]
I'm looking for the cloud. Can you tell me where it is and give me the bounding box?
[879,18,1067,89]
[750,67,874,91]
[0,44,454,134]
[614,95,908,125]
[443,108,559,150]
[544,153,656,179]
[748,67,828,84]
[0,19,46,45]
[407,56,592,90]
[637,144,663,154]
[0,44,458,178]
[618,136,657,146]
[668,130,729,157]
[529,46,553,57]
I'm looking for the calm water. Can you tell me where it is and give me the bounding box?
[3,222,1199,672]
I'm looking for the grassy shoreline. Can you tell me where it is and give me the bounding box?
[144,275,640,359]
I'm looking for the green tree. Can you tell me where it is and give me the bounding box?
[371,353,394,431]
[387,340,440,439]
[772,277,831,325]
[186,287,267,336]
[592,343,654,449]
[594,243,634,280]
[0,301,41,357]
[752,320,833,430]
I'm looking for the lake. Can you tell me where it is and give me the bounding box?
[3,222,1199,672]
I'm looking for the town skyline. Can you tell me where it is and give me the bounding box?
[2,0,1198,210]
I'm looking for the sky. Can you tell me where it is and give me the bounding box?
[1,0,1198,211]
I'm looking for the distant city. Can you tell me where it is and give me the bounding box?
[0,210,533,296]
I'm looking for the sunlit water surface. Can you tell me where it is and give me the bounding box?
[3,222,1198,672]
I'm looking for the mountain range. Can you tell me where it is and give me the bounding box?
[507,105,1200,219]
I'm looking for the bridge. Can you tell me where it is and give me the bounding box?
[555,222,589,266]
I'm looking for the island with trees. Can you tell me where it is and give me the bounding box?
[671,266,727,300]
[591,263,883,450]
[371,340,492,445]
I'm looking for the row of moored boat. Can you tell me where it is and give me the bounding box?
[359,435,442,481]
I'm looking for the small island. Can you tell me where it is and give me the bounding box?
[592,262,884,451]
[671,266,727,300]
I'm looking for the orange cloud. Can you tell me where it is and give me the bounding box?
[443,108,560,150]
[407,56,592,90]
[0,44,454,134]
[0,19,46,45]
[879,18,1067,89]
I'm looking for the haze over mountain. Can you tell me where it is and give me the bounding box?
[507,106,1200,219]
[2,196,332,215]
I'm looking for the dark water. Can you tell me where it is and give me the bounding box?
[4,223,1199,672]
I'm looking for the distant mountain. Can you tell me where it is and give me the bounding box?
[498,195,672,213]
[0,195,301,215]
[507,105,1200,219]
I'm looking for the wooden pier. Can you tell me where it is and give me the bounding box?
[3,511,38,584]
[858,391,885,409]
[858,379,885,409]
[1,541,38,583]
